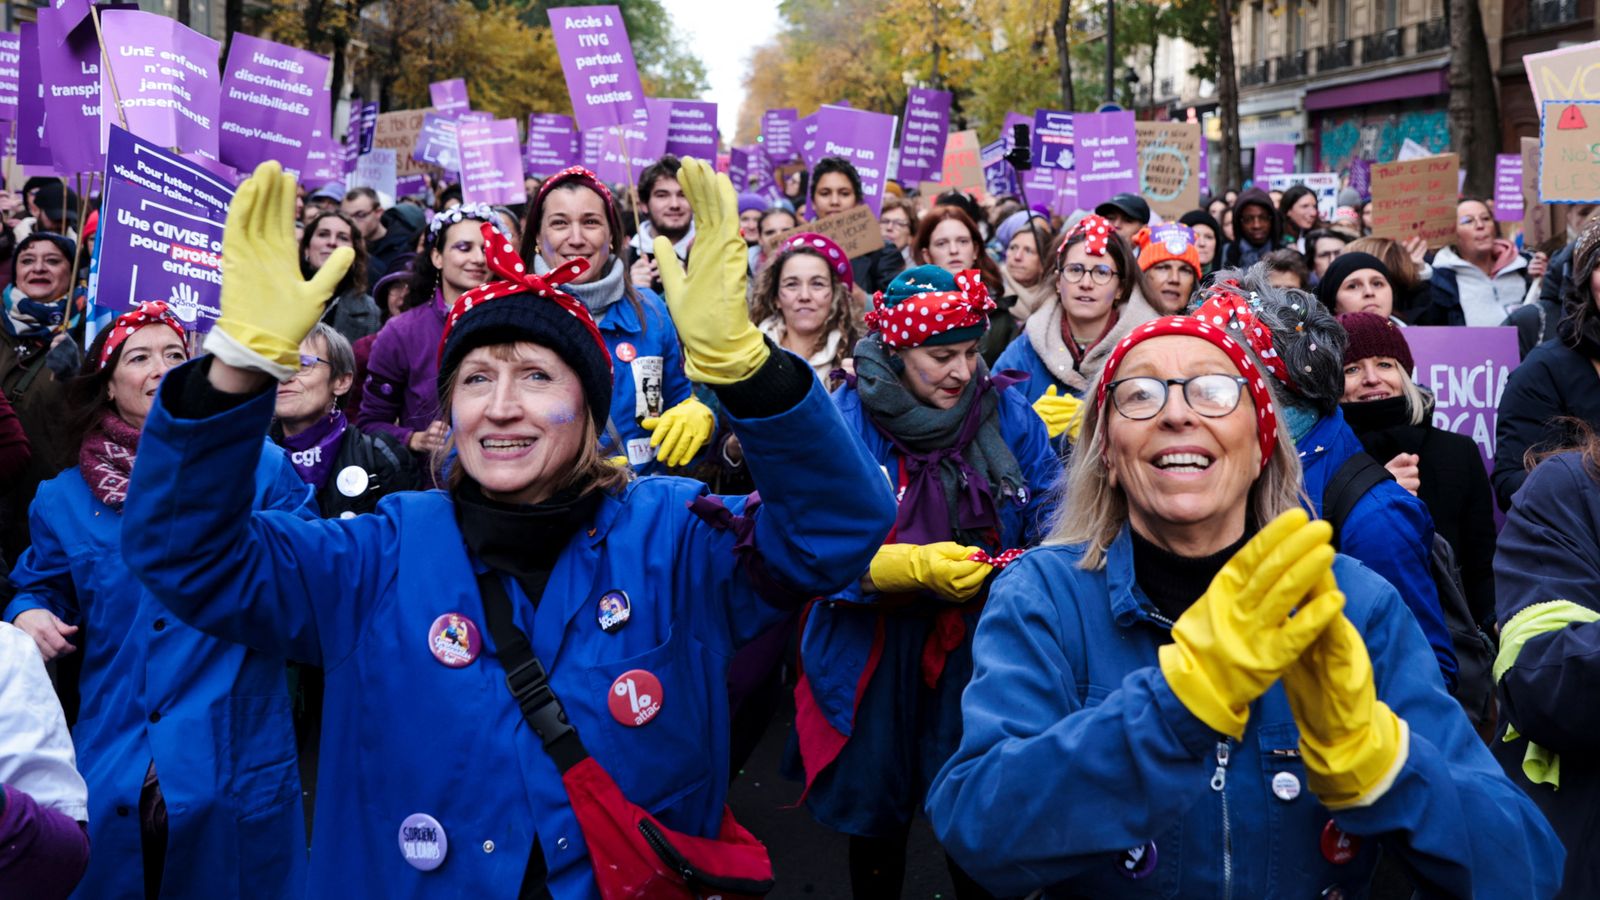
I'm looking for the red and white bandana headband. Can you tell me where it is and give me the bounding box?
[534,165,615,210]
[864,269,995,348]
[436,223,612,376]
[1060,214,1114,257]
[100,301,186,368]
[1095,315,1279,465]
[1191,284,1291,386]
[783,231,854,293]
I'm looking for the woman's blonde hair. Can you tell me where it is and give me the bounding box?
[1046,353,1308,569]
[1396,366,1431,427]
[431,342,634,496]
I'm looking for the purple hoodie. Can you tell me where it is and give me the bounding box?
[356,290,447,449]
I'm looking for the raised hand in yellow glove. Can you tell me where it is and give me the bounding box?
[868,542,993,602]
[1033,386,1085,441]
[654,158,769,384]
[205,161,355,381]
[1159,509,1344,738]
[1281,586,1409,810]
[641,394,715,468]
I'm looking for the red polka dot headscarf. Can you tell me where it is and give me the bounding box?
[99,301,186,369]
[1095,315,1280,465]
[781,232,854,293]
[864,264,994,349]
[1058,214,1115,258]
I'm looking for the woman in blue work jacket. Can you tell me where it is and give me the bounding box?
[120,160,894,898]
[792,264,1056,899]
[925,303,1564,898]
[7,301,318,900]
[520,165,711,474]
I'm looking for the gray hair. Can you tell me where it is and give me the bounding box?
[305,322,356,384]
[1218,265,1347,415]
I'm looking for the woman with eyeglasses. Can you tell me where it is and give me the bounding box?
[879,196,918,271]
[995,215,1155,442]
[1422,198,1547,326]
[926,296,1562,898]
[5,303,319,900]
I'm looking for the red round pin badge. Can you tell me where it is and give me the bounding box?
[615,342,637,363]
[1320,820,1360,865]
[607,669,663,727]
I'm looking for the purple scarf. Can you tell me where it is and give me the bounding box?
[79,409,141,510]
[282,409,349,490]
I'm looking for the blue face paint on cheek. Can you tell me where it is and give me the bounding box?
[548,408,578,426]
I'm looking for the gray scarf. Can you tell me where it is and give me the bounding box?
[546,255,626,317]
[853,336,1026,546]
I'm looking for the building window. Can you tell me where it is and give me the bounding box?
[1287,0,1304,53]
[1380,0,1399,31]
[1330,0,1348,41]
[1252,0,1268,58]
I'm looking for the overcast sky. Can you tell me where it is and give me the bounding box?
[660,0,781,140]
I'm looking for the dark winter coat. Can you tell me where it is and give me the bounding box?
[0,337,70,561]
[1219,187,1283,270]
[849,241,907,295]
[1492,338,1600,511]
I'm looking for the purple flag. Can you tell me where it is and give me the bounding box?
[99,11,221,160]
[525,112,577,176]
[92,126,235,330]
[1032,109,1075,171]
[0,33,19,123]
[812,105,897,215]
[458,118,527,206]
[37,6,103,175]
[897,88,950,185]
[728,146,749,191]
[664,99,717,160]
[1494,154,1524,222]
[429,78,469,115]
[15,23,48,169]
[762,108,798,163]
[548,5,648,134]
[582,98,669,184]
[217,33,329,176]
[1074,111,1138,210]
[1253,142,1296,182]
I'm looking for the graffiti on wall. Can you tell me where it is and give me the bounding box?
[1320,109,1450,171]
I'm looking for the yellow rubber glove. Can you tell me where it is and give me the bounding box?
[641,394,715,468]
[1158,509,1344,738]
[654,158,769,384]
[1281,596,1410,810]
[869,542,993,602]
[204,161,354,381]
[1033,386,1084,441]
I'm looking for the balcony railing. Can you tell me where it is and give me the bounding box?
[1415,18,1450,52]
[1278,49,1308,79]
[1317,40,1353,72]
[1361,28,1402,62]
[1158,76,1175,98]
[1240,60,1271,87]
[1530,0,1582,30]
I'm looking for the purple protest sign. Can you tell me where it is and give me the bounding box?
[1404,327,1520,480]
[360,101,379,154]
[747,144,784,205]
[797,113,819,168]
[981,138,1018,199]
[37,6,103,175]
[897,88,950,185]
[1021,168,1064,214]
[99,11,221,160]
[665,99,717,160]
[1032,109,1075,171]
[1348,158,1372,201]
[415,112,461,171]
[1253,142,1296,182]
[47,0,92,44]
[548,5,648,134]
[457,118,526,206]
[1494,154,1524,222]
[303,129,344,186]
[218,33,329,176]
[343,98,362,172]
[813,105,896,215]
[92,126,234,330]
[1074,111,1138,210]
[396,174,429,197]
[582,98,669,184]
[458,111,492,124]
[525,112,577,176]
[728,146,749,191]
[762,108,798,163]
[0,33,19,123]
[1200,134,1211,195]
[429,78,469,115]
[15,24,48,169]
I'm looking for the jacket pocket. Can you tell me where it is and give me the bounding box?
[234,792,307,899]
[216,694,301,818]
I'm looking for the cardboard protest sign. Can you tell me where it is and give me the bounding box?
[548,5,647,134]
[38,5,103,175]
[92,126,234,330]
[1404,326,1520,476]
[415,112,460,171]
[429,78,469,115]
[1265,172,1339,219]
[813,105,897,215]
[1135,120,1201,220]
[350,147,397,202]
[1521,136,1558,248]
[458,118,526,205]
[373,109,435,180]
[897,88,949,185]
[761,203,881,257]
[0,33,19,123]
[762,108,798,164]
[1523,39,1600,108]
[1369,153,1460,248]
[1031,109,1074,171]
[1539,100,1600,203]
[1494,154,1524,222]
[218,34,329,176]
[525,112,577,176]
[931,129,984,200]
[1253,142,1295,181]
[664,99,717,159]
[15,23,48,169]
[1074,111,1138,210]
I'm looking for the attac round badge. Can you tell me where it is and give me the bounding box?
[427,612,481,667]
[607,669,663,727]
[398,813,447,871]
[596,590,631,633]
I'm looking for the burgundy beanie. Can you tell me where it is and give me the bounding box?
[1337,311,1414,373]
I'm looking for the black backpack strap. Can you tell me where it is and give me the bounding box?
[474,570,579,900]
[1322,452,1395,546]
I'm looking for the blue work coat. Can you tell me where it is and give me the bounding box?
[5,442,316,900]
[993,334,1068,402]
[120,361,894,899]
[598,288,693,476]
[926,527,1564,898]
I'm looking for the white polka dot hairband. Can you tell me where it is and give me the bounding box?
[1060,213,1114,257]
[428,202,507,239]
[100,301,186,368]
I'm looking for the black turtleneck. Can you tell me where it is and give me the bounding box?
[452,480,602,603]
[1130,526,1252,623]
